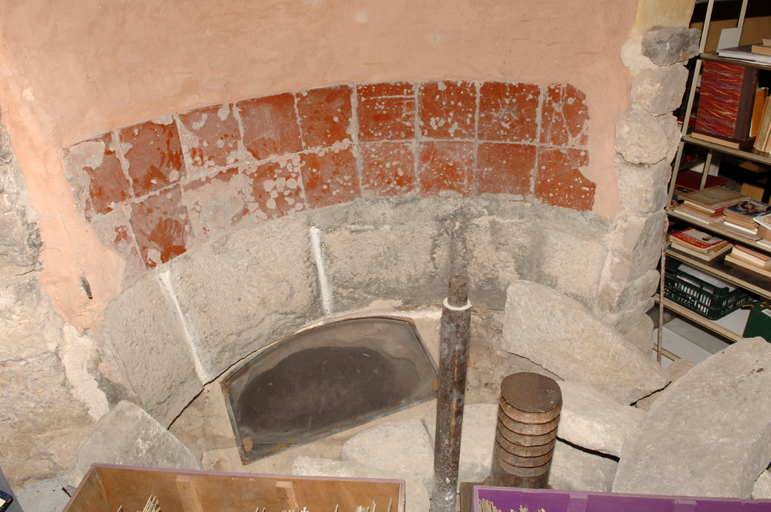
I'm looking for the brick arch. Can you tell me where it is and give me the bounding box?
[64,80,593,282]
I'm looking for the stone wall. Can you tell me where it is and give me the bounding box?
[63,81,593,289]
[0,121,135,487]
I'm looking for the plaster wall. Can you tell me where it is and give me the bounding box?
[0,0,639,329]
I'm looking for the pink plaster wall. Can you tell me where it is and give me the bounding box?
[0,0,638,330]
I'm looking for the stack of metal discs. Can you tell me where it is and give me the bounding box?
[490,372,562,488]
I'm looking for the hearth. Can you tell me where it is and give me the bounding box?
[221,316,438,462]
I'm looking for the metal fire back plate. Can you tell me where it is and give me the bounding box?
[221,316,439,463]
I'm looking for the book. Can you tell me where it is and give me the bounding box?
[694,59,759,141]
[0,489,11,512]
[752,44,771,57]
[674,169,729,192]
[731,245,771,268]
[670,228,730,253]
[669,240,733,262]
[675,204,725,223]
[751,87,768,138]
[755,98,771,153]
[690,131,756,149]
[718,46,771,65]
[724,199,771,225]
[678,187,748,211]
[718,218,761,239]
[725,253,771,278]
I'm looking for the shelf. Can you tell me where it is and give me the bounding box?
[666,246,771,300]
[682,135,771,166]
[655,294,746,343]
[668,209,771,254]
[701,51,771,73]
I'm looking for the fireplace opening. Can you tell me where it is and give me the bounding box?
[221,316,438,462]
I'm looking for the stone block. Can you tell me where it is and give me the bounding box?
[532,207,610,305]
[16,477,71,512]
[341,418,434,491]
[63,400,202,489]
[613,338,771,498]
[502,280,670,404]
[634,357,695,411]
[606,211,667,286]
[0,158,40,282]
[0,352,94,487]
[556,381,646,457]
[630,65,689,116]
[616,157,672,215]
[753,470,771,500]
[102,273,202,427]
[423,403,497,485]
[550,440,618,492]
[292,456,429,512]
[0,277,62,361]
[615,110,670,165]
[642,27,700,66]
[169,213,322,377]
[315,199,452,311]
[599,270,660,316]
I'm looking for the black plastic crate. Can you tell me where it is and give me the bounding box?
[664,260,750,320]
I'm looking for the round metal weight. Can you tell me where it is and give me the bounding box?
[495,428,556,457]
[497,422,558,447]
[497,406,560,435]
[494,440,554,467]
[493,454,551,477]
[490,457,551,489]
[499,372,562,423]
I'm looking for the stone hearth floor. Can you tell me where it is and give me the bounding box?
[169,303,560,476]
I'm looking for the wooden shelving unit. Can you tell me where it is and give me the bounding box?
[661,0,770,347]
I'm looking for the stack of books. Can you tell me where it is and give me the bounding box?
[718,43,771,66]
[725,244,771,277]
[721,199,771,238]
[753,212,771,249]
[673,187,748,224]
[669,227,733,262]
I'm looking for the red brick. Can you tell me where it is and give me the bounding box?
[540,83,590,146]
[478,82,540,143]
[476,142,535,196]
[237,93,302,161]
[177,104,241,171]
[417,141,473,197]
[184,167,251,241]
[244,158,307,220]
[68,132,132,218]
[357,82,416,142]
[360,142,416,197]
[296,85,353,149]
[418,81,476,140]
[120,120,185,197]
[535,147,594,211]
[129,185,189,268]
[300,146,360,208]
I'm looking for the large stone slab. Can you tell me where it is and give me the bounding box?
[292,456,429,512]
[102,273,203,427]
[550,440,618,492]
[502,280,670,404]
[423,403,497,485]
[557,381,645,457]
[341,419,434,491]
[613,338,771,498]
[64,400,202,489]
[754,470,771,500]
[169,213,322,377]
[313,199,453,312]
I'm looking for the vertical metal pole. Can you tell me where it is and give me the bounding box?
[431,275,471,512]
[658,217,669,365]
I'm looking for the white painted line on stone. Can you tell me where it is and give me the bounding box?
[309,226,334,317]
[156,269,210,383]
[442,298,472,311]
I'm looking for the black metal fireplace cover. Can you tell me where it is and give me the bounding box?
[221,316,438,463]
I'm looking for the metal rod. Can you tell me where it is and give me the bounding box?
[658,215,669,364]
[431,275,471,512]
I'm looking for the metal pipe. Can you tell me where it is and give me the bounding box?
[431,275,471,512]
